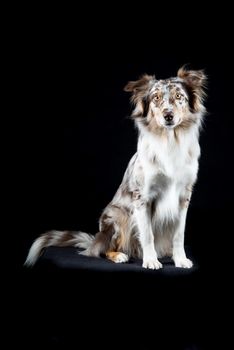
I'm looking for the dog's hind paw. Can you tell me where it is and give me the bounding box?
[106,251,129,263]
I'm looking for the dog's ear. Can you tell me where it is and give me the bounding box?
[177,66,207,112]
[124,74,155,93]
[124,75,155,118]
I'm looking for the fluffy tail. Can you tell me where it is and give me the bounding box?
[24,230,94,267]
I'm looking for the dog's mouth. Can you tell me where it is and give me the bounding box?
[164,121,175,129]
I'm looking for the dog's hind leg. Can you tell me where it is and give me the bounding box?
[102,205,131,263]
[80,229,114,257]
[81,206,125,257]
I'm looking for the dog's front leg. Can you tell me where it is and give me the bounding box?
[172,201,193,268]
[134,198,162,270]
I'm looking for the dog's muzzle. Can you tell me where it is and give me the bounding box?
[163,111,174,126]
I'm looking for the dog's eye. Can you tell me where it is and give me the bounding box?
[154,94,160,101]
[176,93,181,99]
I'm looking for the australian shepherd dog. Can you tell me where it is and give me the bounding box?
[25,66,207,269]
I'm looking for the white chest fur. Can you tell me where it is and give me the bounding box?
[138,129,200,221]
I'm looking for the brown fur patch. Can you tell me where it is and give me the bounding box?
[94,213,117,255]
[124,74,155,119]
[147,113,161,134]
[47,230,76,247]
[177,66,207,113]
[124,74,155,94]
[179,114,197,130]
[106,251,122,262]
[100,205,130,254]
[115,211,129,251]
[60,231,74,242]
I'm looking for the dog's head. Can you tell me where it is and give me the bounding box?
[124,66,207,132]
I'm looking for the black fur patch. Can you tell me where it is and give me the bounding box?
[142,96,150,118]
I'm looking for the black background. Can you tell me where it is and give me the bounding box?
[14,9,233,349]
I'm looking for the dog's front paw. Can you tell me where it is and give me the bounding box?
[174,257,193,268]
[142,258,162,270]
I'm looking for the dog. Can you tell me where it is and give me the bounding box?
[25,66,207,269]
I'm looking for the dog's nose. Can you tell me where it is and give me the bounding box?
[163,110,174,122]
